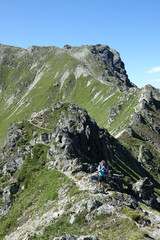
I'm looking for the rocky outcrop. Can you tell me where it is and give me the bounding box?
[108,104,122,123]
[90,45,134,88]
[29,102,115,173]
[1,123,24,176]
[63,44,135,89]
[0,180,19,217]
[137,85,160,112]
[133,177,160,210]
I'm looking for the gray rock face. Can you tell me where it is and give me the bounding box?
[96,204,116,216]
[139,85,160,110]
[47,103,113,172]
[109,104,122,122]
[2,123,21,154]
[1,123,24,176]
[0,181,19,217]
[40,133,49,144]
[87,199,103,212]
[132,113,146,124]
[133,177,160,210]
[133,177,154,199]
[90,45,134,88]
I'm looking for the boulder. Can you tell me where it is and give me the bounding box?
[122,194,139,209]
[109,104,122,122]
[40,133,49,144]
[2,186,12,207]
[96,204,116,215]
[132,177,160,210]
[87,199,103,212]
[10,181,20,195]
[3,156,23,176]
[133,177,154,199]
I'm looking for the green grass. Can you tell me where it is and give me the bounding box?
[0,142,75,239]
[0,168,72,239]
[120,208,143,222]
[28,212,147,240]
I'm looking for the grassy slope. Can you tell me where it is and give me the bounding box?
[0,46,138,146]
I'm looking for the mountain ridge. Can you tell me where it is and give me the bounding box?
[0,43,160,239]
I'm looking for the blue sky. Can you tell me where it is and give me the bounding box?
[0,0,160,88]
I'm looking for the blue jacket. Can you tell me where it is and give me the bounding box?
[98,163,109,176]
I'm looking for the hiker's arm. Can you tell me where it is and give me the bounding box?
[98,166,104,172]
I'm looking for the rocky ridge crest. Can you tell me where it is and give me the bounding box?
[0,103,160,239]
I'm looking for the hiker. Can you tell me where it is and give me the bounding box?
[98,160,109,193]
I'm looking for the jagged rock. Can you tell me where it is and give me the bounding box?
[142,196,160,210]
[90,45,133,88]
[2,186,12,208]
[133,177,154,199]
[109,104,122,122]
[139,85,160,110]
[27,45,39,53]
[64,45,72,49]
[154,126,160,134]
[122,194,139,209]
[2,155,23,176]
[87,199,103,212]
[141,99,150,110]
[1,181,20,216]
[132,113,146,124]
[70,201,86,215]
[40,133,49,143]
[96,204,116,215]
[10,181,20,195]
[44,103,113,171]
[132,177,160,210]
[2,123,21,155]
[1,123,24,176]
[125,126,134,137]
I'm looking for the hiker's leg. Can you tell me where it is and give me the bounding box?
[102,176,106,192]
[99,176,102,189]
[102,181,105,190]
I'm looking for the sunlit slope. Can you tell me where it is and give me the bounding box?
[0,44,137,147]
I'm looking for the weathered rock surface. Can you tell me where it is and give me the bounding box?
[89,45,134,88]
[133,177,160,210]
[1,123,24,176]
[0,180,19,217]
